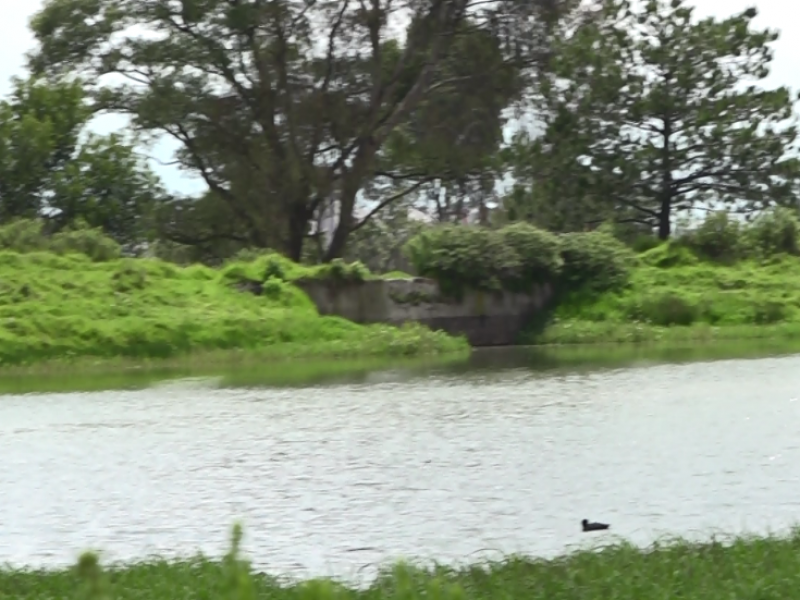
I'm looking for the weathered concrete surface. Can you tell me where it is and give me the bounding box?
[295,277,553,346]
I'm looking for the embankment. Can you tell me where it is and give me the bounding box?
[292,244,800,347]
[6,527,800,599]
[330,212,800,346]
[0,250,468,368]
[533,244,800,344]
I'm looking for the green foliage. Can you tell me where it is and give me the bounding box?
[610,206,800,269]
[558,231,635,294]
[112,260,148,292]
[625,292,700,326]
[0,248,466,366]
[0,218,49,252]
[629,235,662,253]
[745,206,800,257]
[0,218,121,261]
[499,223,563,285]
[682,211,744,262]
[310,259,372,284]
[0,77,166,244]
[50,132,166,245]
[653,207,800,265]
[0,77,89,220]
[639,243,699,268]
[405,224,634,296]
[512,0,800,238]
[27,0,542,261]
[534,252,800,343]
[50,219,122,261]
[404,224,525,295]
[344,203,425,274]
[8,528,800,599]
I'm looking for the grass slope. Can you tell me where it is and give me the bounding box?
[530,245,800,344]
[0,251,466,366]
[5,528,800,599]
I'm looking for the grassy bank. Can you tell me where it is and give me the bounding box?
[0,249,467,368]
[526,245,800,345]
[402,209,800,346]
[6,527,800,599]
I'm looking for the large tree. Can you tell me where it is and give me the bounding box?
[26,0,572,261]
[510,0,800,238]
[0,77,166,245]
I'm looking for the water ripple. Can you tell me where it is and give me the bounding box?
[1,355,800,578]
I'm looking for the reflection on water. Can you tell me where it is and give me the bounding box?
[5,337,800,395]
[2,348,800,578]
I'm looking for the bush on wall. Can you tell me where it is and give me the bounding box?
[404,223,635,296]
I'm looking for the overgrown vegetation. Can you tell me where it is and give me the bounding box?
[0,0,793,272]
[7,525,800,599]
[526,208,800,343]
[400,206,800,344]
[404,222,635,297]
[0,220,466,367]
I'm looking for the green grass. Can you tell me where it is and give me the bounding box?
[0,250,467,367]
[6,526,800,599]
[526,244,800,344]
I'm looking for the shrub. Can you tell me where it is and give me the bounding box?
[499,222,563,287]
[404,225,522,295]
[558,231,635,294]
[683,211,743,262]
[312,258,371,283]
[744,206,800,257]
[0,218,121,261]
[50,222,121,262]
[626,292,699,326]
[751,300,789,324]
[405,225,633,296]
[231,247,272,263]
[639,242,699,268]
[0,219,49,252]
[631,234,662,253]
[262,253,290,280]
[260,276,315,309]
[112,260,148,292]
[219,262,259,286]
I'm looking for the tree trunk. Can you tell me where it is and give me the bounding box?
[658,115,674,241]
[657,197,671,240]
[285,202,310,262]
[323,195,354,261]
[323,142,377,262]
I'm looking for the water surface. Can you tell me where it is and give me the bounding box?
[2,344,800,578]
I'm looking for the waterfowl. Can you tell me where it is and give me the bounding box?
[582,518,610,532]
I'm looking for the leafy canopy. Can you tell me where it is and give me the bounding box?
[27,0,557,260]
[0,76,166,244]
[508,0,800,238]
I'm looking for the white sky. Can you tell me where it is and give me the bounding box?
[1,0,799,196]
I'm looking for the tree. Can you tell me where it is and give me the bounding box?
[0,76,167,245]
[511,0,800,239]
[27,0,571,261]
[343,198,425,272]
[0,77,89,220]
[49,133,166,245]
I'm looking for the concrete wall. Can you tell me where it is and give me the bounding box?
[295,277,552,346]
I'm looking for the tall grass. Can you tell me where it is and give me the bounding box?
[0,237,466,367]
[528,251,800,344]
[5,526,800,599]
[524,208,800,344]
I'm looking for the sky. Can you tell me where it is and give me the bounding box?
[2,0,800,197]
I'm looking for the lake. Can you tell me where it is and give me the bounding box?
[2,341,800,579]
